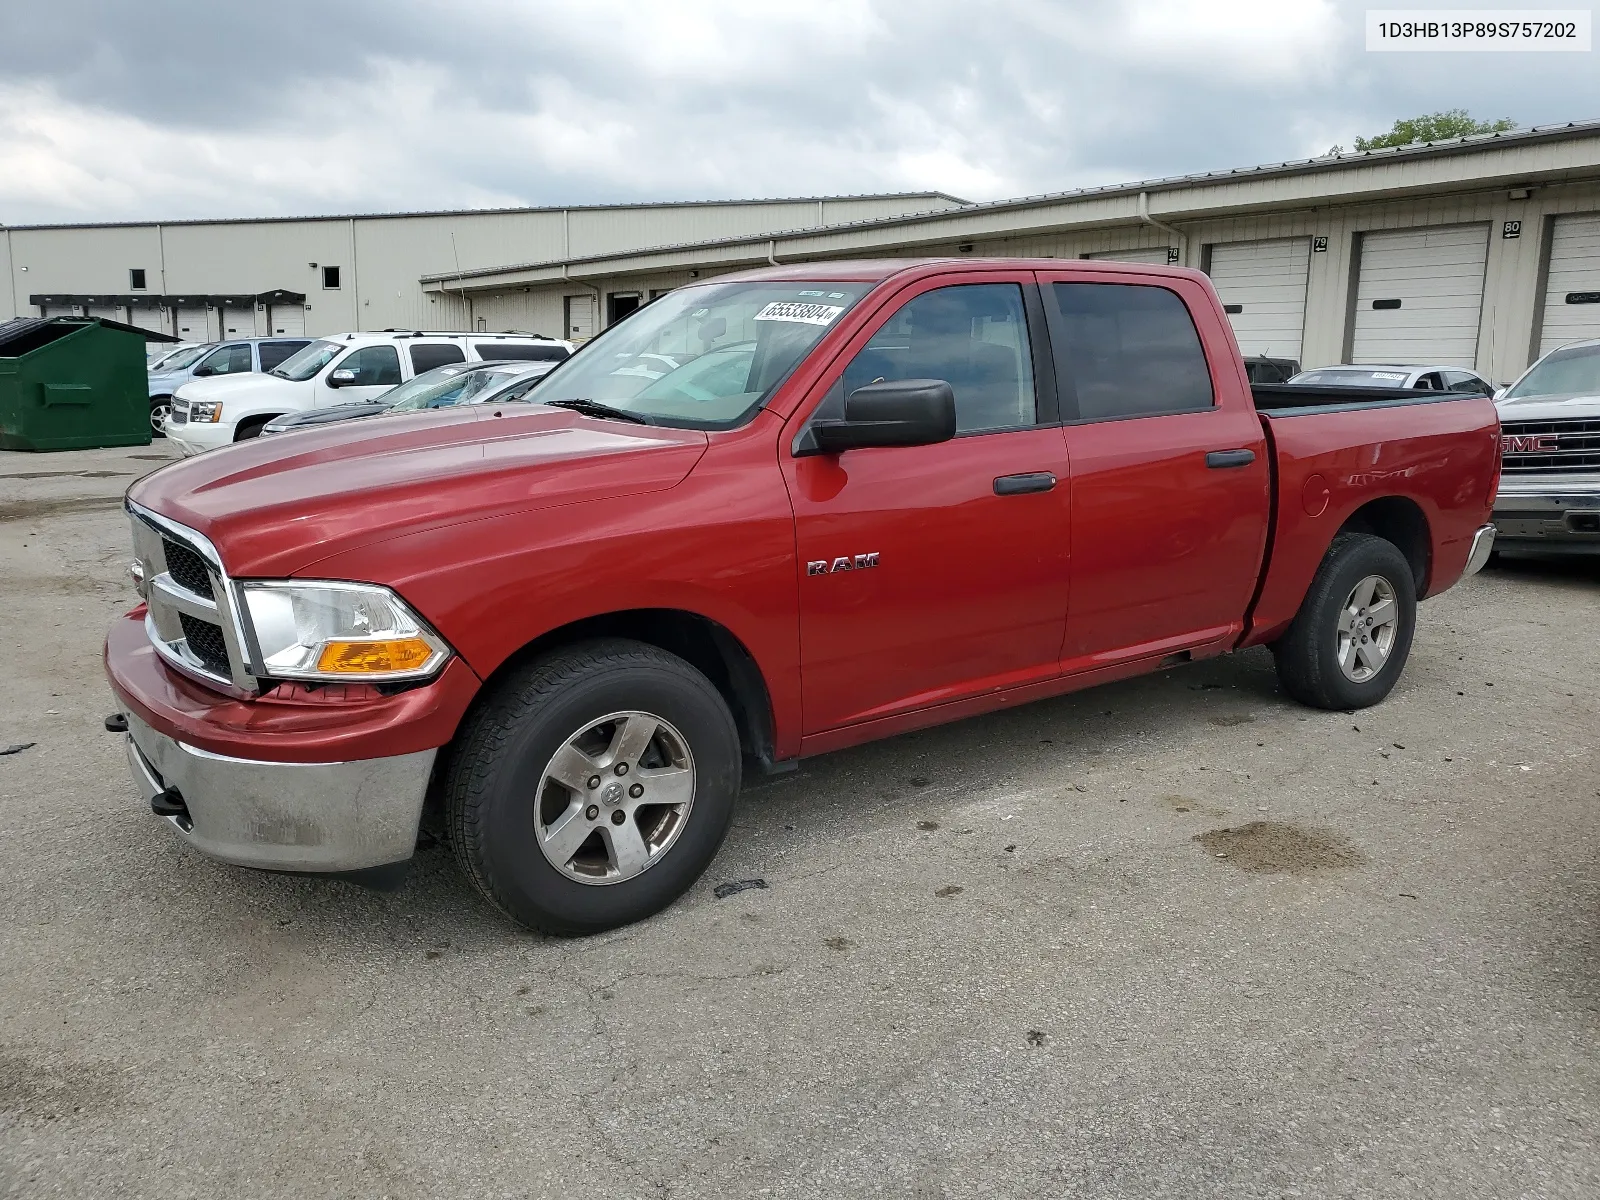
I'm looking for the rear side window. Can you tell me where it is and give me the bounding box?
[1046,283,1214,421]
[474,343,570,362]
[410,343,467,373]
[337,345,402,386]
[258,340,309,371]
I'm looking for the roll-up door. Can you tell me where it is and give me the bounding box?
[1538,213,1600,356]
[221,305,258,338]
[1207,237,1310,360]
[174,308,210,340]
[126,306,167,333]
[564,294,596,340]
[1085,247,1177,265]
[266,303,305,336]
[39,304,75,318]
[1351,224,1489,366]
[86,305,120,324]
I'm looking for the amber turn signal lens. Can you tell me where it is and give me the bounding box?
[315,638,436,675]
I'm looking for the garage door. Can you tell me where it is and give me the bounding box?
[1538,213,1600,356]
[1351,224,1489,366]
[126,307,167,334]
[1085,247,1177,266]
[220,305,258,338]
[564,294,596,340]
[266,303,304,337]
[85,305,120,324]
[1207,237,1310,360]
[174,307,211,340]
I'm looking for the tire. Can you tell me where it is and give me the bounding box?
[234,417,270,441]
[445,639,742,936]
[149,398,171,439]
[1273,532,1417,711]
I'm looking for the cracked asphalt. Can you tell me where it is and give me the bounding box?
[3,443,1599,1198]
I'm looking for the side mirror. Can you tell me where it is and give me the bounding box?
[191,364,214,377]
[1493,387,1507,401]
[800,379,957,456]
[328,368,357,388]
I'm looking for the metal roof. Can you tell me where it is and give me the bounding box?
[0,315,178,347]
[2,192,969,232]
[422,117,1600,285]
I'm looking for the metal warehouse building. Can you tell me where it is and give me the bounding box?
[426,119,1600,385]
[6,119,1600,384]
[0,193,964,340]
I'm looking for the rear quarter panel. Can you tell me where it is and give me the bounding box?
[1245,396,1499,646]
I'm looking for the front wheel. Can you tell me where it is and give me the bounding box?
[149,398,171,438]
[445,639,741,935]
[1273,533,1417,710]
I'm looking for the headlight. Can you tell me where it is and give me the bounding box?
[189,401,224,423]
[238,581,450,682]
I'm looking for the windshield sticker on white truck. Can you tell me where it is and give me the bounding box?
[754,301,845,326]
[1371,371,1408,380]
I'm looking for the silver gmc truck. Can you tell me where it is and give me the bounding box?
[1494,338,1600,555]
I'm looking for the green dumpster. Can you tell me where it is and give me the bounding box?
[0,317,171,451]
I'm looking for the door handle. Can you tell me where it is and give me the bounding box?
[1205,449,1256,469]
[993,471,1057,496]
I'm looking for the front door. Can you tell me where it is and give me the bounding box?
[1036,271,1270,670]
[318,344,404,405]
[782,277,1072,733]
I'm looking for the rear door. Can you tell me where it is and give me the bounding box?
[782,273,1072,733]
[1036,270,1270,670]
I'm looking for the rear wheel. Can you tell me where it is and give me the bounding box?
[445,639,741,935]
[1273,533,1417,710]
[149,398,171,438]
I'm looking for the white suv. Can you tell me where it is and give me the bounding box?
[165,330,573,455]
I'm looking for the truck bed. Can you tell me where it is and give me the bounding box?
[1242,391,1501,647]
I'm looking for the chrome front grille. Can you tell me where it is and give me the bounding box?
[168,396,189,426]
[128,501,258,696]
[1501,418,1600,474]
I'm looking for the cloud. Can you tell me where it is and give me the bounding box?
[0,0,1595,224]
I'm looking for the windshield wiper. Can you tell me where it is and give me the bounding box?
[544,398,653,425]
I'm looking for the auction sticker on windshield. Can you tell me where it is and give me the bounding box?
[754,301,845,325]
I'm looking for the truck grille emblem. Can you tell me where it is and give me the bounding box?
[807,552,880,576]
[1501,433,1557,453]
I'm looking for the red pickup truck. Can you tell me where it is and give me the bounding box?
[106,259,1500,934]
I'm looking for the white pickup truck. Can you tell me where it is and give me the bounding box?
[166,329,573,455]
[1494,337,1600,554]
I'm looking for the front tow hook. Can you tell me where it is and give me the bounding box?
[104,713,129,733]
[150,787,189,821]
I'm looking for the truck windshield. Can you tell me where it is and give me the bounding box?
[1504,344,1600,399]
[528,281,871,428]
[151,345,209,372]
[384,364,526,411]
[270,340,343,381]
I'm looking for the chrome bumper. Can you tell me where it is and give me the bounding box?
[1463,523,1496,578]
[1492,486,1600,547]
[122,710,436,873]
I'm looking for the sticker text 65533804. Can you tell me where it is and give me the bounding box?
[754,301,845,326]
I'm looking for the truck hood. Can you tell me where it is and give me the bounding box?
[174,373,305,404]
[1496,390,1600,422]
[128,404,710,577]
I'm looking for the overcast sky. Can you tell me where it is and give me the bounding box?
[1,0,1596,225]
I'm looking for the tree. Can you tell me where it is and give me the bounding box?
[1327,110,1516,156]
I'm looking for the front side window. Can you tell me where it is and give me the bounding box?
[840,283,1037,434]
[1504,344,1600,399]
[1048,283,1214,420]
[1444,370,1490,394]
[272,339,343,381]
[529,280,872,428]
[198,343,253,375]
[337,345,402,386]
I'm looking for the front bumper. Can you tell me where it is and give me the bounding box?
[121,709,436,873]
[164,420,232,457]
[1492,481,1600,552]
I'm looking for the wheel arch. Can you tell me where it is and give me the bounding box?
[1335,495,1432,594]
[473,608,779,772]
[233,413,284,440]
